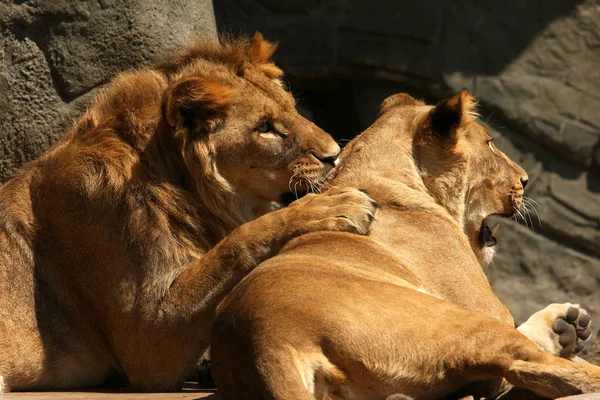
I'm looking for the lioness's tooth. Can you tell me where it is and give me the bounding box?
[490,223,500,235]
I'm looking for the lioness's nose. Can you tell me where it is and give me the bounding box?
[520,177,529,188]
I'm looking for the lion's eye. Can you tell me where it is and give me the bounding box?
[257,121,271,133]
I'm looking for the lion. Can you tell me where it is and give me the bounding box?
[211,90,599,399]
[0,33,379,392]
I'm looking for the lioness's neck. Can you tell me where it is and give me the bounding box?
[331,112,429,204]
[331,110,469,230]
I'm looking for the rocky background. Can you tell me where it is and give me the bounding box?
[0,0,216,183]
[215,0,600,347]
[0,0,598,358]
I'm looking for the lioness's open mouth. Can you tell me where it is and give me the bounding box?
[479,219,500,247]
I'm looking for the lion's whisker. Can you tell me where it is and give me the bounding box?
[312,179,319,194]
[288,172,299,194]
[293,180,300,200]
[315,180,323,194]
[319,178,331,192]
[308,179,316,194]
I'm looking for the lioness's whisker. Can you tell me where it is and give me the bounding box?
[519,201,533,231]
[525,199,540,230]
[514,205,529,230]
[522,202,535,231]
[524,203,535,232]
[523,197,543,228]
[524,196,541,208]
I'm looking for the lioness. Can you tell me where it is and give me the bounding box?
[0,34,378,392]
[211,91,599,399]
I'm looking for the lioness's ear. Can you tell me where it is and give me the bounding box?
[165,76,235,131]
[379,93,425,115]
[248,32,283,80]
[429,89,477,143]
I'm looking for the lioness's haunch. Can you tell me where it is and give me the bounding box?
[211,90,600,399]
[0,33,378,391]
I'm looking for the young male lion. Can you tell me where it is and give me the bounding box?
[0,34,378,392]
[211,90,599,399]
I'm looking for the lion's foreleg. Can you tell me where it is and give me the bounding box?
[124,188,377,390]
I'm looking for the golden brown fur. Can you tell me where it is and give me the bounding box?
[211,91,600,399]
[0,33,379,392]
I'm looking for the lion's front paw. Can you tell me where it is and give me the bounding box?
[518,303,592,359]
[289,186,379,236]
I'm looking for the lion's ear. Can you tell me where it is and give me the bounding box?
[429,89,477,143]
[248,32,283,80]
[249,32,276,64]
[165,76,235,131]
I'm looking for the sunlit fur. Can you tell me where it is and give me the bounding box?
[211,91,600,400]
[0,33,353,391]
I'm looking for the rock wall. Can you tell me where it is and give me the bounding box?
[1,0,598,354]
[0,0,216,183]
[215,0,600,343]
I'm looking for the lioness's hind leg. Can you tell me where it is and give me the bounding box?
[504,355,600,399]
[518,303,592,359]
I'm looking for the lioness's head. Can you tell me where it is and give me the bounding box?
[381,90,528,264]
[161,33,339,222]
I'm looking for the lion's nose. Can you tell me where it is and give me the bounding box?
[317,153,340,167]
[314,144,341,167]
[520,177,529,188]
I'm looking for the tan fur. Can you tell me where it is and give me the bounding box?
[0,33,379,392]
[211,91,600,399]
